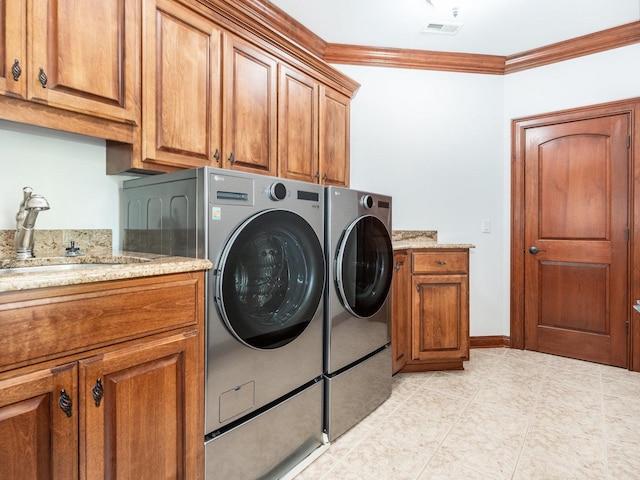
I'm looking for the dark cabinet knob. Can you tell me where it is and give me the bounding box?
[11,59,21,81]
[59,389,72,417]
[38,67,47,88]
[92,378,104,407]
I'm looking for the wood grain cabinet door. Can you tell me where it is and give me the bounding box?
[28,0,139,123]
[278,65,319,183]
[142,0,222,170]
[411,273,469,363]
[391,252,410,374]
[319,86,350,186]
[0,363,78,480]
[79,331,200,480]
[0,0,27,99]
[223,34,278,176]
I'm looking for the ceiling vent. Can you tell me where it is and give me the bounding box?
[421,22,463,35]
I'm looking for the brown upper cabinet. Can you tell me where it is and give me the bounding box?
[106,0,357,182]
[223,34,278,176]
[0,0,139,128]
[319,86,351,186]
[278,66,351,185]
[0,0,358,179]
[139,0,222,171]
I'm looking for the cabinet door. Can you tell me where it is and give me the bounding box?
[0,363,78,480]
[319,86,350,186]
[223,34,277,175]
[412,274,469,363]
[28,0,139,123]
[0,0,26,98]
[278,65,319,182]
[391,252,410,374]
[80,331,200,480]
[142,0,221,170]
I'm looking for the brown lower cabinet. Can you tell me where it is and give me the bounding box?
[0,271,205,479]
[392,248,470,373]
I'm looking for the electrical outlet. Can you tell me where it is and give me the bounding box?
[481,219,491,233]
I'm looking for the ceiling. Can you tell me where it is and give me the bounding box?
[268,0,640,56]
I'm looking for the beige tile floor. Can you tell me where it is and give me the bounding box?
[293,348,640,480]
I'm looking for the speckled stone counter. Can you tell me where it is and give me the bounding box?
[0,252,212,292]
[392,230,474,250]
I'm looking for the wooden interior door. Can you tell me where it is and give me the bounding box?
[523,114,630,366]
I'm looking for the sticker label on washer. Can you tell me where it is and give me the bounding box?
[211,206,221,220]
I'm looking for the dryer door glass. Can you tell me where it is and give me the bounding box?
[216,209,325,349]
[336,215,393,318]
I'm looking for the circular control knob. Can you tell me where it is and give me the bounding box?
[360,194,374,209]
[269,182,287,201]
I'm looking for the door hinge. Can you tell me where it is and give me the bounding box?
[626,321,629,335]
[626,229,630,241]
[628,135,631,149]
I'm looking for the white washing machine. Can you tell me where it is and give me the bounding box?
[324,186,394,442]
[123,167,326,479]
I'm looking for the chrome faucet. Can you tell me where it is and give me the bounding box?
[14,186,50,259]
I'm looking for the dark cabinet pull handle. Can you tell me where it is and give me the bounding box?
[213,148,220,162]
[314,172,320,181]
[92,379,104,407]
[11,59,21,81]
[437,260,446,265]
[322,173,328,182]
[38,67,47,88]
[59,389,72,417]
[228,152,235,164]
[394,261,403,271]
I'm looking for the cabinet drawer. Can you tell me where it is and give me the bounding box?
[0,274,201,371]
[412,251,468,274]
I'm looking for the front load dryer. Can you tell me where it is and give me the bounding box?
[324,186,394,442]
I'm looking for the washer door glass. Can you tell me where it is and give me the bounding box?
[216,209,325,349]
[336,215,393,318]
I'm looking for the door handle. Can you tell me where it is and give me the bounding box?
[528,246,545,254]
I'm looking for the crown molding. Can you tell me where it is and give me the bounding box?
[204,2,640,76]
[324,43,506,75]
[505,21,640,74]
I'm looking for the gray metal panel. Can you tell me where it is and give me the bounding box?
[324,186,392,374]
[324,346,392,442]
[205,380,323,480]
[122,168,206,258]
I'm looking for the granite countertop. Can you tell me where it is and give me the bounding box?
[392,230,474,250]
[0,251,212,293]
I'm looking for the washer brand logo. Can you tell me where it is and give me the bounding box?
[213,175,225,181]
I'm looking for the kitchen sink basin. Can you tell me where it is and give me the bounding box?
[0,256,151,275]
[0,264,124,274]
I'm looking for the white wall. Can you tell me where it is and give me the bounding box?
[0,120,125,248]
[335,65,506,337]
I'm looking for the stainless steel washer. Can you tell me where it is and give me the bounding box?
[123,167,326,479]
